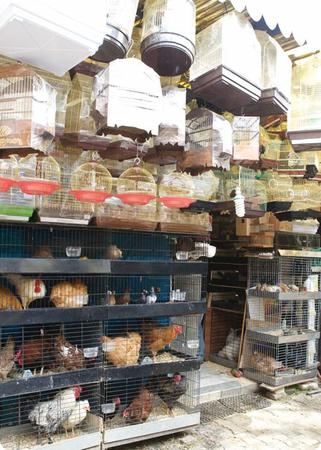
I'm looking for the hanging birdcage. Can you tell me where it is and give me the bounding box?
[141,0,196,76]
[290,180,321,212]
[264,172,294,203]
[183,108,233,171]
[232,116,260,161]
[18,154,61,196]
[0,64,56,152]
[92,58,162,138]
[156,86,186,147]
[192,171,220,201]
[243,30,292,116]
[288,54,321,150]
[117,165,157,206]
[91,0,139,63]
[190,12,261,113]
[70,161,113,204]
[158,171,195,208]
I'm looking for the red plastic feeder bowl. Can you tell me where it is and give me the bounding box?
[19,180,61,196]
[116,193,156,206]
[158,197,196,208]
[69,190,112,203]
[0,177,16,192]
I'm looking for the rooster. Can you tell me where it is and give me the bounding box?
[28,386,82,443]
[54,336,84,371]
[143,322,183,359]
[61,400,90,436]
[6,274,46,309]
[123,388,154,423]
[156,373,187,414]
[0,337,15,380]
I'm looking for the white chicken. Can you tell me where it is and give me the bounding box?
[6,274,46,309]
[61,400,90,436]
[28,386,81,442]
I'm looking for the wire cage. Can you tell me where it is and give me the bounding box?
[231,116,260,161]
[246,295,321,343]
[0,64,56,152]
[0,221,210,262]
[101,370,200,446]
[0,383,101,449]
[0,319,103,381]
[208,297,244,368]
[102,314,201,368]
[185,107,233,171]
[221,167,267,210]
[243,333,319,386]
[92,58,162,138]
[290,179,321,212]
[248,253,321,299]
[288,53,321,149]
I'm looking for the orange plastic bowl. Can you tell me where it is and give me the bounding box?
[19,180,61,196]
[0,177,16,192]
[116,193,155,206]
[158,197,196,208]
[70,190,112,203]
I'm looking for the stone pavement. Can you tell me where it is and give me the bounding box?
[122,392,321,450]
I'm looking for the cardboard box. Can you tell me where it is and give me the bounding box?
[236,218,251,236]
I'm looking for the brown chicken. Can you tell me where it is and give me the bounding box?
[116,288,130,305]
[143,322,183,358]
[0,285,22,310]
[0,337,15,380]
[55,336,84,371]
[123,388,154,423]
[15,338,53,370]
[33,246,53,258]
[101,332,141,367]
[50,281,88,308]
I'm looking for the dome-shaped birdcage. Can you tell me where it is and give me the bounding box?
[291,180,321,212]
[0,156,18,192]
[158,171,195,208]
[91,0,139,63]
[264,172,294,203]
[141,0,196,76]
[192,171,220,201]
[70,161,113,203]
[18,154,61,195]
[117,165,156,205]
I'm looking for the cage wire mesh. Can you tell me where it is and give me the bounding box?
[0,320,103,380]
[243,334,319,386]
[248,255,321,295]
[0,383,101,449]
[0,272,206,310]
[200,393,271,423]
[245,254,321,386]
[103,314,201,367]
[209,304,244,368]
[0,222,209,261]
[101,370,199,429]
[221,167,266,210]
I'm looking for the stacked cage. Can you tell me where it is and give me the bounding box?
[0,223,205,448]
[244,252,321,387]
